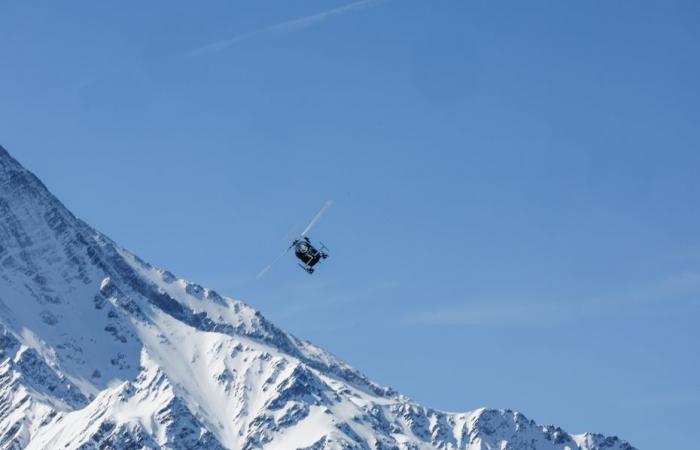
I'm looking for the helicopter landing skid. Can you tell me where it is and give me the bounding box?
[319,242,329,259]
[298,263,314,274]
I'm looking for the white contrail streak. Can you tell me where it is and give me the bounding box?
[187,0,383,57]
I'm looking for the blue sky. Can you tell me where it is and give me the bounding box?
[1,1,699,448]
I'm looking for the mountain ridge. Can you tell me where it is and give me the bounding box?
[0,145,635,450]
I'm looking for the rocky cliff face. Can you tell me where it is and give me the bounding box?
[0,146,635,450]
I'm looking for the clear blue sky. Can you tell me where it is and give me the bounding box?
[1,1,699,448]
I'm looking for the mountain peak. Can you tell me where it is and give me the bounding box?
[0,145,636,449]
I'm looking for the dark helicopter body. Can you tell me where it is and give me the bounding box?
[293,237,329,274]
[257,201,333,278]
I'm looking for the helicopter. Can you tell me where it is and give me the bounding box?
[257,201,332,278]
[292,236,329,274]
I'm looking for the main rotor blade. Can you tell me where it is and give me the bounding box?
[256,244,293,279]
[301,200,332,237]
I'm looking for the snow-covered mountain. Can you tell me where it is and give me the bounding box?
[0,145,635,450]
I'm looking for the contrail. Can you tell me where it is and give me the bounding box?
[187,0,384,57]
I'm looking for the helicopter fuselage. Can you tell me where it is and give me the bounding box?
[293,237,328,273]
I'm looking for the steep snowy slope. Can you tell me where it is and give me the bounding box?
[0,146,636,450]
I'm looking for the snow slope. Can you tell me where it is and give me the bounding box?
[0,146,636,450]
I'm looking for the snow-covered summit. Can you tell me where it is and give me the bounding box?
[0,146,636,449]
